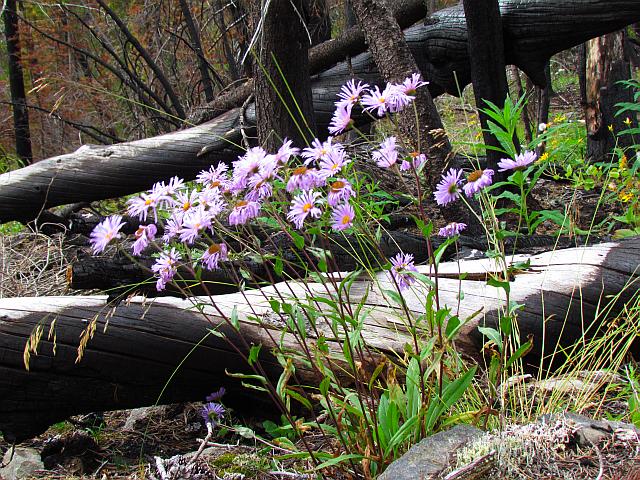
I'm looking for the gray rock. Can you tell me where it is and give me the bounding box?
[123,405,168,431]
[538,412,639,447]
[378,424,484,480]
[0,447,45,480]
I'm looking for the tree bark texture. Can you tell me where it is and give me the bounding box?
[580,31,638,162]
[3,0,33,164]
[1,237,638,442]
[350,0,452,191]
[462,0,511,178]
[253,0,317,149]
[2,0,640,224]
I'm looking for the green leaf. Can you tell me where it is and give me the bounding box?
[499,314,512,337]
[230,305,240,330]
[487,276,510,295]
[445,315,461,340]
[382,288,404,306]
[269,299,281,314]
[478,326,503,350]
[226,369,268,384]
[291,231,304,250]
[506,338,533,368]
[319,376,331,397]
[274,257,284,277]
[286,388,312,411]
[315,453,364,470]
[424,366,477,432]
[248,344,262,366]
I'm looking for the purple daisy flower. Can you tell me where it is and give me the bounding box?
[152,247,181,291]
[361,85,393,117]
[301,137,343,165]
[438,222,467,238]
[336,79,369,108]
[127,192,162,222]
[331,203,355,231]
[90,215,126,254]
[372,136,398,168]
[327,179,355,207]
[434,168,463,206]
[318,149,350,179]
[463,169,494,197]
[497,150,537,172]
[389,252,418,291]
[202,243,228,270]
[132,223,157,256]
[399,73,428,97]
[229,200,260,226]
[201,402,225,426]
[400,151,426,171]
[179,206,212,244]
[287,191,322,229]
[162,211,184,242]
[197,188,225,215]
[286,166,324,192]
[196,163,229,190]
[174,189,200,213]
[206,387,226,402]
[329,104,354,135]
[275,139,300,165]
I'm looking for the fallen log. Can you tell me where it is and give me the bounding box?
[1,0,640,224]
[1,238,638,442]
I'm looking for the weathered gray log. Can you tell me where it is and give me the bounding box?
[1,0,639,224]
[1,238,638,442]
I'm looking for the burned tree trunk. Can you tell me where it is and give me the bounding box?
[462,0,512,178]
[580,30,638,162]
[3,0,32,164]
[252,0,317,149]
[0,238,638,442]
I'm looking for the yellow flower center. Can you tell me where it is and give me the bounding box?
[183,202,191,211]
[210,180,220,188]
[341,215,351,224]
[293,166,307,176]
[331,180,345,192]
[236,200,248,208]
[378,97,386,104]
[145,198,153,206]
[302,203,312,213]
[467,170,484,182]
[208,244,220,254]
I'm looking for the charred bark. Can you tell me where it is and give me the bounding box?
[252,0,317,149]
[3,0,32,164]
[580,31,638,162]
[462,0,512,178]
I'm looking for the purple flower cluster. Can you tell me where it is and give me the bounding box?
[89,75,438,291]
[389,253,418,291]
[201,387,226,427]
[433,167,495,206]
[438,222,467,238]
[328,74,429,134]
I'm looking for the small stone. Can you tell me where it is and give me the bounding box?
[378,424,484,480]
[0,447,45,480]
[123,405,168,431]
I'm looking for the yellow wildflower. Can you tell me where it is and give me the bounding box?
[619,155,628,170]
